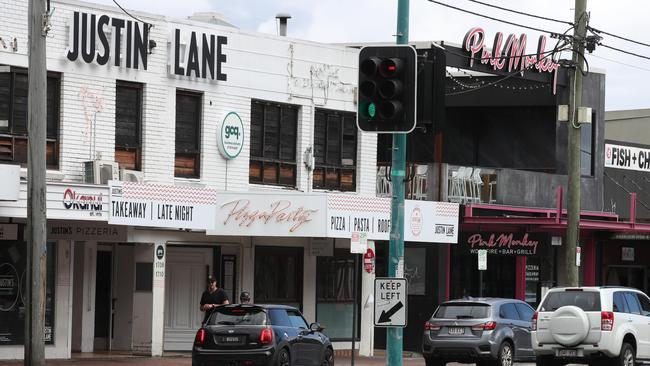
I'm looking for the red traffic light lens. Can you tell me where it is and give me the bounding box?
[379,58,403,77]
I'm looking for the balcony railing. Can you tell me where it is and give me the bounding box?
[376,163,428,200]
[376,163,498,204]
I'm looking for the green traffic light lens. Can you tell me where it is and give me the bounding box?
[367,103,376,118]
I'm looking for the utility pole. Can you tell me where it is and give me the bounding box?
[565,0,587,287]
[387,0,409,365]
[25,0,48,364]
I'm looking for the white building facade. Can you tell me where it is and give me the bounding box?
[0,0,459,359]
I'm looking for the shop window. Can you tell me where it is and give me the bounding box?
[0,66,60,168]
[0,233,56,345]
[115,81,142,170]
[313,109,357,191]
[254,246,302,309]
[175,90,202,178]
[316,249,360,340]
[249,100,298,187]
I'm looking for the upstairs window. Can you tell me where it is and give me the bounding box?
[115,81,142,170]
[249,100,298,187]
[0,66,60,168]
[175,90,202,178]
[313,109,357,191]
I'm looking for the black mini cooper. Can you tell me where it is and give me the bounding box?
[192,304,334,366]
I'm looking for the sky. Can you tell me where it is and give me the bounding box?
[84,0,650,111]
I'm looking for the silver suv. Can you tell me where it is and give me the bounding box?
[422,298,536,366]
[532,286,650,366]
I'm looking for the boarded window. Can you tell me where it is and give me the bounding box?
[115,81,142,170]
[249,100,298,187]
[0,66,60,168]
[175,90,201,178]
[312,109,357,191]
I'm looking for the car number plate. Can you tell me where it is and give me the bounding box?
[557,349,577,357]
[221,336,242,343]
[448,327,464,335]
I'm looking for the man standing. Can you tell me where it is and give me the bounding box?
[200,276,230,323]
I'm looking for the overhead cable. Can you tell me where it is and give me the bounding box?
[465,0,573,26]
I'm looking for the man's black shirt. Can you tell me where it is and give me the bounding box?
[200,288,229,322]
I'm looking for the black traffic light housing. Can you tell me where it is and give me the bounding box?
[357,45,417,133]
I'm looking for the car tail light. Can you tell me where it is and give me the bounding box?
[532,311,538,331]
[195,328,206,345]
[424,321,441,331]
[601,311,614,331]
[472,321,496,331]
[260,328,273,344]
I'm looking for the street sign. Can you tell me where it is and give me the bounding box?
[350,231,368,254]
[374,277,408,327]
[478,249,487,271]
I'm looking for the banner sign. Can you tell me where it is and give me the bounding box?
[108,181,217,230]
[327,195,459,243]
[462,232,546,256]
[605,143,650,172]
[47,221,127,242]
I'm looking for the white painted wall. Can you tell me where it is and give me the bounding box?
[131,243,153,355]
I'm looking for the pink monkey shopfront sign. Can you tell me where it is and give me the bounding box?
[462,27,561,94]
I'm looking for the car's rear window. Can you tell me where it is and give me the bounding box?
[433,303,490,319]
[540,291,601,312]
[208,306,267,326]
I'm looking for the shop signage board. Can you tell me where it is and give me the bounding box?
[209,192,327,237]
[605,143,650,173]
[622,247,635,262]
[327,195,459,243]
[108,181,217,230]
[374,278,408,327]
[463,232,545,256]
[47,221,127,242]
[217,112,244,159]
[0,182,109,221]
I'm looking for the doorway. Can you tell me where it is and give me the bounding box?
[605,265,647,293]
[254,246,303,310]
[94,249,112,350]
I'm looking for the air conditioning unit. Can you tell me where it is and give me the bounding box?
[84,160,119,185]
[119,168,144,183]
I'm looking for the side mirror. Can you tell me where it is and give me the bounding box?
[309,322,324,332]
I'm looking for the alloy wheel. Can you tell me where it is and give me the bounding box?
[321,349,334,366]
[623,347,634,366]
[500,343,513,366]
[277,349,290,366]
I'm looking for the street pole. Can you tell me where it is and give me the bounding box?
[25,0,48,365]
[387,0,409,365]
[351,254,358,366]
[565,0,587,287]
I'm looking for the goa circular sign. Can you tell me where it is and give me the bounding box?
[217,112,244,159]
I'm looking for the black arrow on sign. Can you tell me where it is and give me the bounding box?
[378,301,404,323]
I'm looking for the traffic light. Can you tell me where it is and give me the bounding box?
[357,45,417,133]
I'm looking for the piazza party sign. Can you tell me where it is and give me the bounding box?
[605,143,650,173]
[108,181,217,230]
[208,192,327,237]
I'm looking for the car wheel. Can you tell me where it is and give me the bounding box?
[277,348,291,366]
[321,348,334,366]
[616,342,635,366]
[497,342,513,366]
[424,356,445,366]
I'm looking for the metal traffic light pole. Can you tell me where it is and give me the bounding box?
[387,0,409,365]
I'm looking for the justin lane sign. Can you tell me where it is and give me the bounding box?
[108,181,217,230]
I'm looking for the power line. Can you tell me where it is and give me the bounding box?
[590,53,650,73]
[589,26,650,48]
[112,0,149,26]
[465,0,573,26]
[427,0,559,36]
[604,172,650,212]
[599,43,650,61]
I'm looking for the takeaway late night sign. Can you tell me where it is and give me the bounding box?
[462,27,561,94]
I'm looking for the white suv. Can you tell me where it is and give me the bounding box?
[532,287,650,366]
